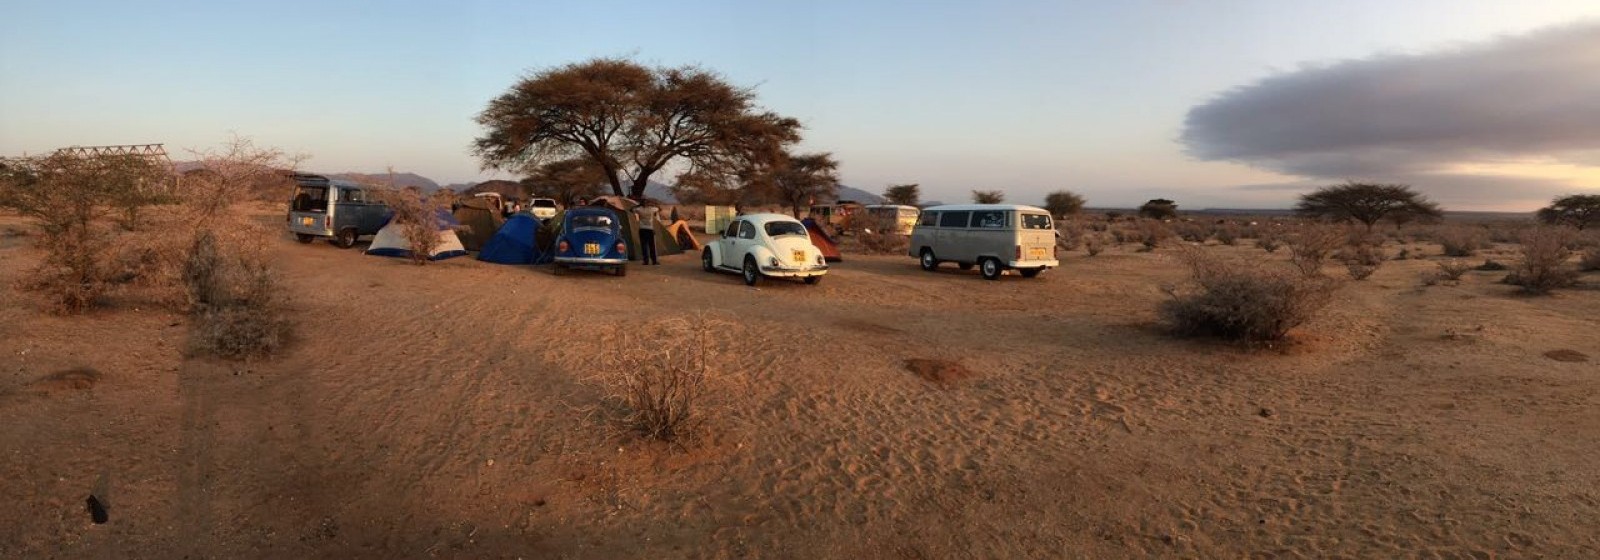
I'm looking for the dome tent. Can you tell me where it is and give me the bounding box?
[365,208,469,261]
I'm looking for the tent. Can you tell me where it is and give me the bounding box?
[585,198,685,261]
[664,220,702,252]
[452,196,505,251]
[803,217,842,262]
[478,214,542,264]
[366,209,469,261]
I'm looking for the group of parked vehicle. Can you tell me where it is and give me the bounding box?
[285,173,1062,285]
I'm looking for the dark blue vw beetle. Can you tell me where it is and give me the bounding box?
[552,207,628,276]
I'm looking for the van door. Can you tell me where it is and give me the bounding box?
[911,210,939,258]
[936,210,972,261]
[968,208,1010,261]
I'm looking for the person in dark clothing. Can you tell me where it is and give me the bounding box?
[633,200,661,265]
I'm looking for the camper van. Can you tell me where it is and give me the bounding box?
[908,204,1058,280]
[806,200,863,235]
[861,204,920,235]
[287,174,389,248]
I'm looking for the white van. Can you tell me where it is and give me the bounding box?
[908,204,1059,280]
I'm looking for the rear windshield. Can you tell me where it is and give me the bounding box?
[570,214,615,230]
[532,199,557,208]
[765,221,807,237]
[1021,213,1053,230]
[292,186,328,212]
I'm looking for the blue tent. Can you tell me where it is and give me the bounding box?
[366,208,469,260]
[478,214,542,264]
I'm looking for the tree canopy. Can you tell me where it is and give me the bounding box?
[1536,194,1600,230]
[1295,182,1441,230]
[1138,199,1177,220]
[1043,190,1085,218]
[752,152,839,218]
[519,158,606,205]
[883,184,920,206]
[474,58,801,199]
[971,190,1005,204]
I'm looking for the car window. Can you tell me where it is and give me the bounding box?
[737,220,756,239]
[919,211,939,226]
[532,199,557,208]
[342,188,365,203]
[724,219,741,238]
[938,211,970,228]
[1020,213,1052,230]
[291,186,329,212]
[765,221,807,237]
[973,210,1007,229]
[570,214,614,230]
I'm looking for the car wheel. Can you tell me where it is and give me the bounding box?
[702,248,716,272]
[294,233,315,244]
[742,256,761,286]
[335,228,358,249]
[919,248,939,271]
[1020,267,1043,278]
[803,275,822,285]
[615,264,627,277]
[958,262,973,271]
[980,258,1003,281]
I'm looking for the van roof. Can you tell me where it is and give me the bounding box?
[863,204,919,210]
[920,204,1051,213]
[292,173,362,189]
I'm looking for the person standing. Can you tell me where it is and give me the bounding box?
[634,199,661,265]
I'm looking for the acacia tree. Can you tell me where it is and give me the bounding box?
[972,190,1005,204]
[520,158,606,205]
[1536,194,1600,230]
[1295,182,1442,231]
[883,184,920,206]
[474,58,801,199]
[753,152,839,218]
[1043,190,1086,218]
[1139,198,1178,220]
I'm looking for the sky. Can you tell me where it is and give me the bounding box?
[3,0,1599,210]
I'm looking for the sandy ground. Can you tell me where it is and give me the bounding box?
[2,211,1598,559]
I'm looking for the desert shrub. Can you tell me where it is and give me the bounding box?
[856,230,909,254]
[1288,226,1346,277]
[1437,260,1472,282]
[374,187,448,265]
[1434,225,1491,257]
[1419,272,1443,287]
[1255,233,1284,253]
[1476,259,1508,271]
[1137,220,1172,252]
[1393,248,1411,260]
[1057,221,1084,251]
[1214,223,1241,246]
[594,315,723,442]
[1159,248,1339,343]
[1504,227,1579,294]
[1337,243,1386,281]
[1085,234,1105,257]
[1173,221,1209,243]
[1581,247,1600,272]
[183,229,291,358]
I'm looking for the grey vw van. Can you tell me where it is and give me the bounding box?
[908,204,1059,280]
[286,173,388,248]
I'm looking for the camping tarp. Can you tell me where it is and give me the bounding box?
[478,214,541,264]
[803,217,842,262]
[366,209,469,261]
[452,197,504,251]
[665,220,702,252]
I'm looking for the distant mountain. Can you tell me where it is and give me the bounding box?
[834,185,884,204]
[330,172,439,191]
[462,179,523,199]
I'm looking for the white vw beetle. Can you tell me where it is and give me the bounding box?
[702,213,829,286]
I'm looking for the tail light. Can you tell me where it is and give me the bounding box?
[324,215,331,229]
[1015,245,1022,259]
[558,240,569,252]
[615,241,626,254]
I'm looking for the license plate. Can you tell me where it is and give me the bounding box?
[584,242,601,255]
[1028,247,1049,260]
[792,250,806,263]
[299,217,313,226]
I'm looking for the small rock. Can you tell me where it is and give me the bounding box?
[1258,407,1275,418]
[486,459,494,467]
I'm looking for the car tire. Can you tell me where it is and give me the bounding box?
[919,248,939,271]
[334,228,359,249]
[294,233,315,244]
[980,258,1003,281]
[615,265,627,277]
[803,275,822,285]
[742,256,762,286]
[702,248,716,272]
[958,262,973,271]
[1020,267,1043,278]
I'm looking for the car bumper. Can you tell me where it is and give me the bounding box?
[760,264,828,277]
[555,256,627,266]
[1007,259,1059,268]
[289,225,334,237]
[532,211,557,219]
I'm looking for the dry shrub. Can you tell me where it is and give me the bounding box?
[1337,242,1386,281]
[1160,247,1339,343]
[1173,221,1209,243]
[1057,221,1085,251]
[1434,225,1490,257]
[1581,247,1600,272]
[1255,233,1284,253]
[1437,260,1472,283]
[184,230,291,358]
[855,230,909,254]
[20,231,115,314]
[1214,223,1241,246]
[1137,219,1172,252]
[1288,225,1346,277]
[593,315,725,443]
[374,187,448,264]
[1505,227,1579,294]
[1085,234,1105,256]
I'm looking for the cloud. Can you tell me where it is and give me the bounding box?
[1182,22,1600,182]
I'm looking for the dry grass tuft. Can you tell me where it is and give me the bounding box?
[1160,247,1339,343]
[1434,225,1490,257]
[593,315,726,443]
[1504,227,1579,295]
[903,358,975,387]
[1337,242,1386,281]
[1287,225,1346,277]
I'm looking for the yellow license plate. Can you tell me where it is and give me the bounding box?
[584,242,601,255]
[792,250,806,263]
[1028,247,1049,260]
[300,217,314,226]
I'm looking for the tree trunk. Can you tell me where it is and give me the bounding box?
[629,176,650,201]
[791,204,802,219]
